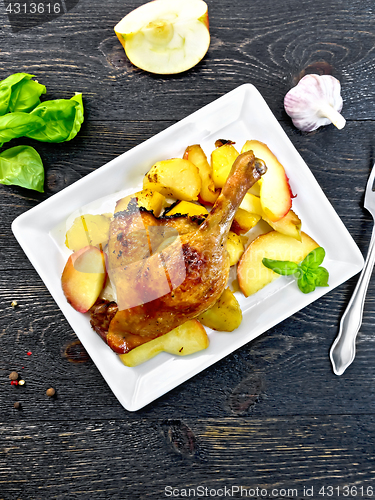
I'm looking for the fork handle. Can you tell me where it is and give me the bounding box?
[330,225,375,375]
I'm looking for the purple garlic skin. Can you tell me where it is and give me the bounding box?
[284,74,345,132]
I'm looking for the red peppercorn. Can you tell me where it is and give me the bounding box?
[11,380,18,386]
[27,351,32,356]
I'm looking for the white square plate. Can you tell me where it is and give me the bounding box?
[12,84,364,411]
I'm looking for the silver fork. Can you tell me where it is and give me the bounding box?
[330,162,375,375]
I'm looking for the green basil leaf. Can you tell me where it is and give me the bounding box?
[0,145,44,192]
[8,79,46,113]
[305,270,317,285]
[28,94,84,143]
[302,247,325,269]
[0,73,34,116]
[297,272,316,294]
[262,258,299,275]
[262,246,329,294]
[0,112,45,146]
[314,266,329,287]
[66,93,84,141]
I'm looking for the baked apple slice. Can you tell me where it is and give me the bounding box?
[242,140,292,222]
[263,209,302,240]
[61,246,107,313]
[239,192,301,240]
[237,231,318,296]
[114,0,210,74]
[198,288,242,332]
[118,319,209,366]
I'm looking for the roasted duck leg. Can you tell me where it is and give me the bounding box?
[104,150,266,353]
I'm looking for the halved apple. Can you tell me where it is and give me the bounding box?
[241,140,292,222]
[61,246,107,313]
[183,144,219,205]
[114,0,210,75]
[237,231,318,296]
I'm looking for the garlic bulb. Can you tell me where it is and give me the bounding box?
[284,74,346,132]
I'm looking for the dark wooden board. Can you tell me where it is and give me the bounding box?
[1,0,375,121]
[2,266,375,422]
[2,416,375,499]
[2,0,375,496]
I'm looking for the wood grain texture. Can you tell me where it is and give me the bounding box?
[1,416,375,499]
[0,0,375,121]
[2,269,375,423]
[2,0,375,496]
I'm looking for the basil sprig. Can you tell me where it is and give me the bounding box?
[262,247,329,294]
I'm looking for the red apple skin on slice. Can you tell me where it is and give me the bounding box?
[242,140,292,222]
[61,246,107,313]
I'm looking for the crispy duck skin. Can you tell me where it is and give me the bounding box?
[102,151,266,354]
[90,299,118,342]
[90,210,205,345]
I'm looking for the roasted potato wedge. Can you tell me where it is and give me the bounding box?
[119,319,209,367]
[227,231,246,266]
[143,158,201,201]
[231,208,261,235]
[65,214,111,252]
[165,200,208,217]
[211,143,239,188]
[115,188,166,216]
[183,144,219,205]
[239,192,263,215]
[198,288,242,332]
